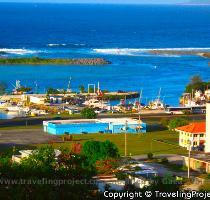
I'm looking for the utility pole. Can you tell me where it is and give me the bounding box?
[138,90,143,130]
[150,140,153,153]
[139,90,142,108]
[188,139,192,179]
[124,120,128,157]
[125,132,127,157]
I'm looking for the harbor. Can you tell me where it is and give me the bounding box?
[0,78,209,120]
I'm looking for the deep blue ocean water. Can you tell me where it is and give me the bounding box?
[0,3,210,105]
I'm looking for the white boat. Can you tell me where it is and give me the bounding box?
[0,101,9,109]
[5,106,30,113]
[6,106,21,112]
[83,99,109,109]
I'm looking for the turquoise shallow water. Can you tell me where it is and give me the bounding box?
[0,3,210,106]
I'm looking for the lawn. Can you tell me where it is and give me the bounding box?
[36,130,187,156]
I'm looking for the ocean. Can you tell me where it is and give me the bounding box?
[0,3,210,105]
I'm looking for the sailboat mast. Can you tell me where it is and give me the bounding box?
[67,76,72,92]
[139,89,143,104]
[157,87,162,101]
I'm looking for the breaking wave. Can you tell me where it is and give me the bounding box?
[47,43,67,47]
[93,47,210,56]
[47,43,86,47]
[0,48,39,55]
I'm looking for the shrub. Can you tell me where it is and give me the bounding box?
[96,159,119,175]
[134,166,142,171]
[81,107,97,119]
[82,140,119,165]
[199,182,210,192]
[0,146,96,198]
[185,75,209,93]
[17,86,32,93]
[115,172,127,180]
[160,118,169,127]
[78,85,85,93]
[0,81,7,95]
[147,152,153,160]
[168,118,189,130]
[160,158,169,164]
[183,110,191,115]
[47,88,61,94]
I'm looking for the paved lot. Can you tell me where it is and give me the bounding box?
[132,154,184,165]
[0,129,61,147]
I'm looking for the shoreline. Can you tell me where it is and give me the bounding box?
[149,50,210,59]
[0,57,111,66]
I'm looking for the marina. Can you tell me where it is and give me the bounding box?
[0,79,209,120]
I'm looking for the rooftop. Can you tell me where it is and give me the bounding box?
[43,118,141,126]
[176,122,206,134]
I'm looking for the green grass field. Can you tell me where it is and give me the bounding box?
[37,130,187,156]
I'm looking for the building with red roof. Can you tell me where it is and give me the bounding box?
[180,103,210,174]
[175,122,206,150]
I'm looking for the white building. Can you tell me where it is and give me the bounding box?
[119,163,158,189]
[92,175,125,192]
[12,149,61,163]
[49,96,63,104]
[182,102,210,173]
[176,122,206,150]
[195,90,202,99]
[205,89,210,99]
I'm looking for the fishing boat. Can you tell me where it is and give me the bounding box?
[5,106,30,113]
[148,88,165,110]
[5,106,21,112]
[83,98,109,109]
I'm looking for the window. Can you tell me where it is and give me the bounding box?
[194,134,198,137]
[200,134,204,138]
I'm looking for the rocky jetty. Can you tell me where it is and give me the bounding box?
[200,52,210,58]
[0,57,111,65]
[149,50,210,58]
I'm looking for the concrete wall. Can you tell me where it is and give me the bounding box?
[46,122,147,135]
[183,157,210,173]
[205,103,210,153]
[109,123,147,134]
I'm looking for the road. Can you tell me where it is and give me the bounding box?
[132,154,200,179]
[0,129,61,148]
[132,154,184,165]
[0,112,205,128]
